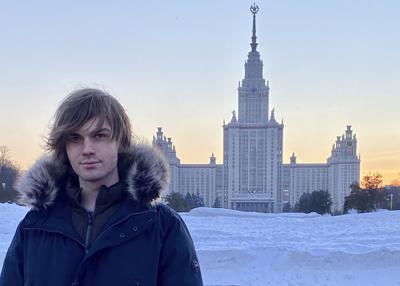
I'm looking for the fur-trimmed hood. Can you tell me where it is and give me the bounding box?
[17,144,170,211]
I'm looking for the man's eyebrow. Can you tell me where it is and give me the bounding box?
[90,127,111,134]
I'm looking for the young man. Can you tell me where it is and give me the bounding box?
[0,88,203,286]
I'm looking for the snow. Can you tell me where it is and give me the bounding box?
[1,204,400,286]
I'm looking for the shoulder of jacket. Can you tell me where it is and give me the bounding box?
[156,203,182,220]
[155,204,188,233]
[20,208,51,228]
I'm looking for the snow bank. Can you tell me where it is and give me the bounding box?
[0,203,28,267]
[1,204,400,286]
[183,207,400,286]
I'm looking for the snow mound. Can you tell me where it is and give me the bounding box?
[2,204,400,286]
[185,207,322,218]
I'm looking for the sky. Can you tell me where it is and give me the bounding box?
[0,1,399,185]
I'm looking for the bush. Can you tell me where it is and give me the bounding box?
[296,190,332,215]
[165,192,204,212]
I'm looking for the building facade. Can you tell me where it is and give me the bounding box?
[153,6,360,213]
[153,127,222,208]
[282,126,360,212]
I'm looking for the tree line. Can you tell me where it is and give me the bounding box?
[344,173,400,213]
[0,146,20,203]
[283,172,400,215]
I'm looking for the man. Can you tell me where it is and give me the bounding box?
[0,88,203,286]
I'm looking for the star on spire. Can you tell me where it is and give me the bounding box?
[250,4,259,51]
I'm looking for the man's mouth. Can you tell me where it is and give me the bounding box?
[81,161,101,165]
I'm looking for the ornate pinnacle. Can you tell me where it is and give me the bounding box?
[250,4,259,15]
[250,4,259,51]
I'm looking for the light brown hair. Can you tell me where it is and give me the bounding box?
[46,88,133,163]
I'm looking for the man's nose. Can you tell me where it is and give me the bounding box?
[82,137,95,155]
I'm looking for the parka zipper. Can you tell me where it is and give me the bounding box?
[84,211,94,253]
[72,210,156,285]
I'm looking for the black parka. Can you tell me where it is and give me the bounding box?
[0,144,203,286]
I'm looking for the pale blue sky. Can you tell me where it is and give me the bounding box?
[1,1,399,183]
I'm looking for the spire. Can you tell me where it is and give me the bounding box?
[242,3,263,81]
[290,153,297,164]
[209,153,216,165]
[250,4,259,51]
[269,108,276,123]
[238,4,269,124]
[231,110,238,123]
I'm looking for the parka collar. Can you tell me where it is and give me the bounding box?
[17,144,170,211]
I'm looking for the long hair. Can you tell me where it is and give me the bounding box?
[46,88,133,164]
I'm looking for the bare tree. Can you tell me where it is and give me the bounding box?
[0,146,20,202]
[0,146,11,166]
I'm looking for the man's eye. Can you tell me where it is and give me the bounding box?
[95,133,108,139]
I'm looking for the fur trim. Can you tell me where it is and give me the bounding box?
[123,144,170,205]
[17,144,170,210]
[17,156,67,211]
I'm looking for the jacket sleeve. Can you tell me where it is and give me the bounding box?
[157,207,203,286]
[0,222,24,286]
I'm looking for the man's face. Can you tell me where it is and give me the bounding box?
[65,118,119,188]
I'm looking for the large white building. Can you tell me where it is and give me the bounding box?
[282,125,360,212]
[153,127,223,208]
[153,5,360,213]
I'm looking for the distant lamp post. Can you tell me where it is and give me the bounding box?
[247,188,257,211]
[389,193,393,211]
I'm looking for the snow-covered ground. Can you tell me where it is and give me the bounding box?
[1,204,400,286]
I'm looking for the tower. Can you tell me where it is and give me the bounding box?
[238,5,270,123]
[223,5,284,212]
[153,127,180,194]
[327,125,361,212]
